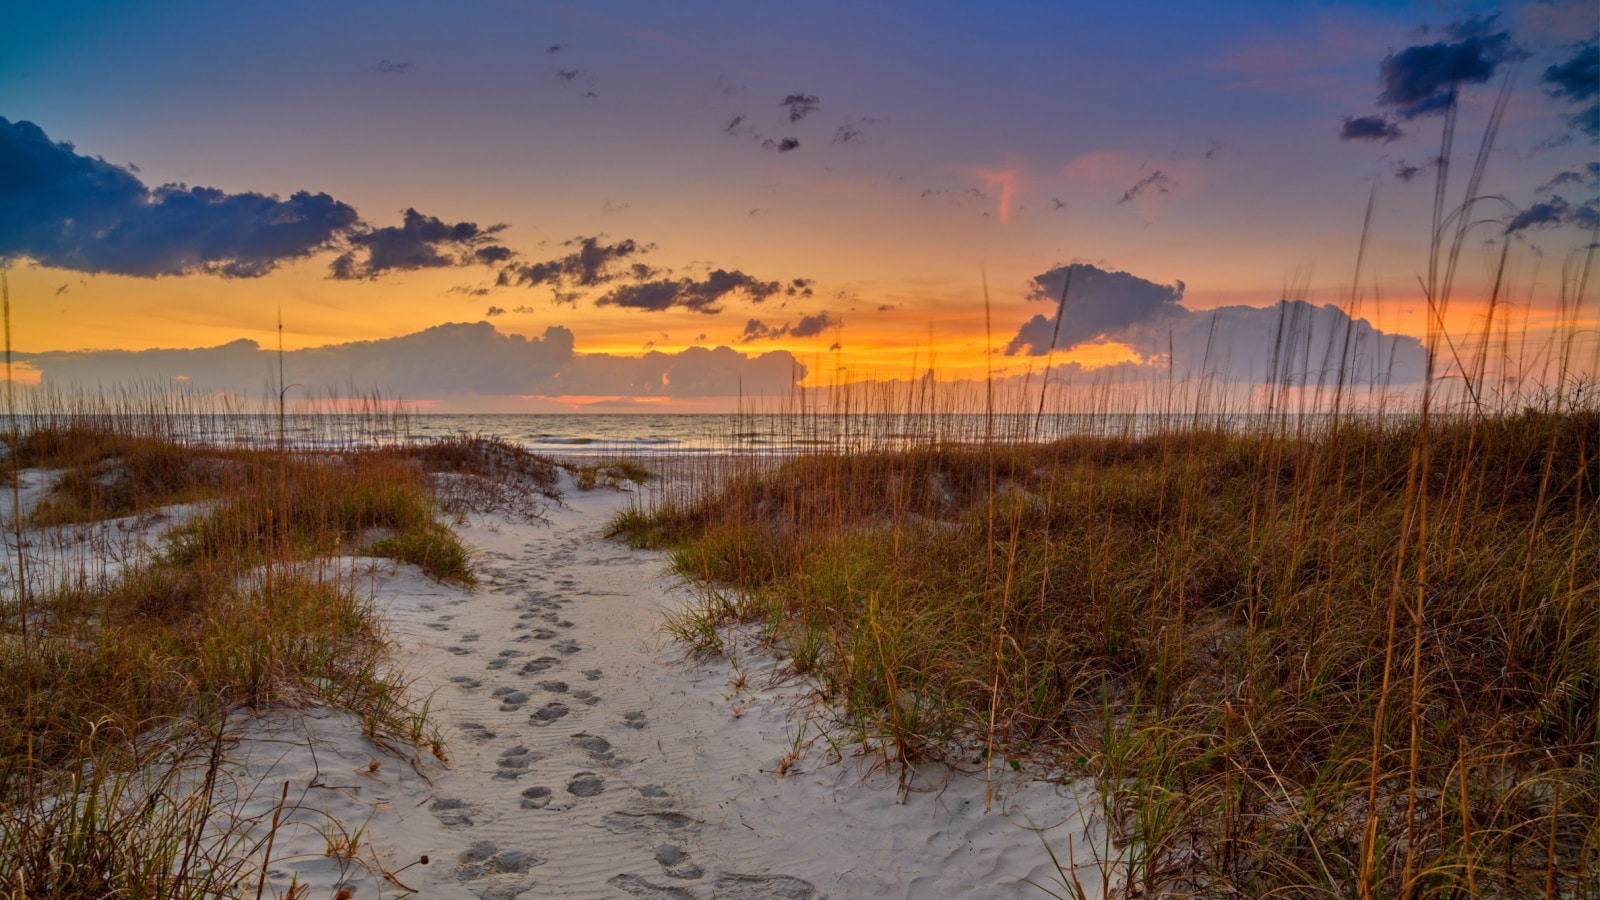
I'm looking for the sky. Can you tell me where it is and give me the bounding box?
[1,0,1596,411]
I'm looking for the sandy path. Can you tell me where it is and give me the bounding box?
[226,478,1112,898]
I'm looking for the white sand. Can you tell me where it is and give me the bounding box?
[85,475,1118,898]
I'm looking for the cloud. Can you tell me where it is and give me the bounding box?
[1374,15,1518,120]
[761,137,800,152]
[739,311,839,342]
[1341,114,1403,142]
[1505,195,1600,233]
[547,44,566,54]
[373,60,413,74]
[780,93,819,123]
[1537,162,1600,192]
[0,117,507,281]
[1542,41,1598,103]
[1004,264,1185,355]
[497,236,652,289]
[789,311,838,338]
[485,306,506,316]
[1115,171,1173,205]
[1565,102,1600,138]
[1003,265,1424,386]
[16,321,806,402]
[597,269,785,315]
[1393,156,1440,182]
[329,208,511,279]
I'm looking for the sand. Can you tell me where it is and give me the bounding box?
[18,471,1117,898]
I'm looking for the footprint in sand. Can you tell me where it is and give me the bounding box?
[529,701,570,725]
[566,771,605,797]
[518,657,559,676]
[485,649,524,671]
[570,733,614,762]
[571,689,600,705]
[455,840,542,880]
[519,785,552,809]
[622,711,647,729]
[457,722,498,743]
[449,675,482,690]
[582,668,603,681]
[494,744,541,779]
[551,638,582,655]
[606,874,696,900]
[653,844,704,880]
[492,688,530,711]
[429,796,476,829]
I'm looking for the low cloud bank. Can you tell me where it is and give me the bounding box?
[17,322,806,403]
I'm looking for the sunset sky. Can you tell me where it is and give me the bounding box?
[2,0,1596,410]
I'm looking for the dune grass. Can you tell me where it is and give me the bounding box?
[0,394,562,897]
[614,399,1597,895]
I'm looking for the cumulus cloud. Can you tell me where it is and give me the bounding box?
[329,208,511,279]
[16,321,806,402]
[0,117,504,281]
[1341,115,1403,142]
[597,269,784,315]
[1003,263,1424,386]
[1004,264,1185,355]
[1115,171,1173,205]
[497,236,652,289]
[1375,15,1519,120]
[780,93,820,123]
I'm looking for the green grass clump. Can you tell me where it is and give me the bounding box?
[574,459,652,491]
[614,407,1599,896]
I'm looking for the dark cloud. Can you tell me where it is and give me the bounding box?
[789,311,838,338]
[373,60,413,75]
[54,284,68,296]
[780,93,820,123]
[1115,171,1173,205]
[761,137,800,152]
[448,285,491,297]
[1393,156,1440,182]
[1505,195,1600,234]
[1005,264,1185,355]
[1341,115,1404,142]
[497,236,652,289]
[1542,41,1598,103]
[1566,103,1600,139]
[833,123,862,144]
[597,269,785,315]
[329,208,509,279]
[724,114,747,135]
[485,306,506,317]
[738,311,839,342]
[1049,197,1068,210]
[1375,15,1518,120]
[0,117,513,282]
[1538,162,1600,192]
[547,44,566,54]
[0,117,361,277]
[786,278,814,298]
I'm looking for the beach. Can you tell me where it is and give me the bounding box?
[110,470,1107,898]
